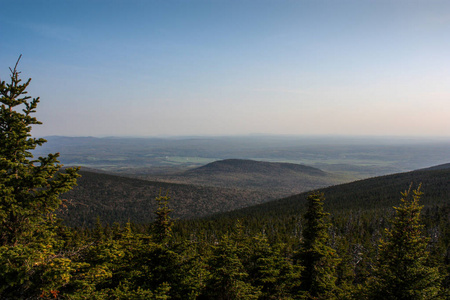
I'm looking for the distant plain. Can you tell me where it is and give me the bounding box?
[35,135,450,180]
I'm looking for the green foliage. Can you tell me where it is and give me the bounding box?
[246,233,300,299]
[204,231,261,300]
[59,208,207,299]
[297,192,340,299]
[367,185,445,299]
[0,58,79,246]
[0,58,80,297]
[153,192,174,244]
[110,281,171,300]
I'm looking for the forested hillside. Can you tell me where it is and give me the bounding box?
[61,159,348,227]
[62,163,450,229]
[211,163,450,220]
[61,169,279,227]
[173,163,449,246]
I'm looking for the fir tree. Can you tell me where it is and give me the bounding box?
[297,192,340,299]
[153,191,173,245]
[368,185,445,299]
[204,231,261,300]
[145,193,207,299]
[247,233,300,299]
[0,57,80,297]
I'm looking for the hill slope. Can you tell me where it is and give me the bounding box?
[206,164,450,222]
[420,162,450,171]
[145,159,347,196]
[61,169,279,227]
[62,163,450,228]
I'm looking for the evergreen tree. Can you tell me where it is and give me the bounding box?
[247,233,300,299]
[0,57,80,297]
[297,192,340,299]
[140,194,207,299]
[204,232,261,300]
[153,192,173,245]
[368,185,445,299]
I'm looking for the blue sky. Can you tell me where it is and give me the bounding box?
[1,0,449,137]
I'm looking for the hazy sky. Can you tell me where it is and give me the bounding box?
[1,0,449,137]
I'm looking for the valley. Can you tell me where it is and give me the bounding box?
[61,157,450,229]
[39,135,449,228]
[61,158,345,227]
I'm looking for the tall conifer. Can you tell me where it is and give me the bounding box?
[369,185,444,299]
[204,223,261,299]
[153,192,173,245]
[297,192,340,299]
[0,57,80,297]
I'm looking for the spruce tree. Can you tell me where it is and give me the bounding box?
[147,192,207,299]
[204,226,261,300]
[153,192,173,245]
[0,57,80,297]
[368,185,444,299]
[247,233,300,299]
[297,192,340,299]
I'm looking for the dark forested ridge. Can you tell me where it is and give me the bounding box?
[62,163,450,228]
[172,163,450,248]
[203,163,450,220]
[61,169,280,227]
[61,159,348,227]
[420,162,450,171]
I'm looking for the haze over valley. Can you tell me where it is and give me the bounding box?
[38,135,450,227]
[36,135,450,179]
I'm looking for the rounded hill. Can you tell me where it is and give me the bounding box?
[188,159,327,176]
[169,159,346,195]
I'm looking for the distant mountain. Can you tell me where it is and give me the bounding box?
[146,159,347,196]
[189,159,327,176]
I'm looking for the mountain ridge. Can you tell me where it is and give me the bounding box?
[61,169,279,227]
[61,162,450,227]
[419,162,450,171]
[206,162,450,222]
